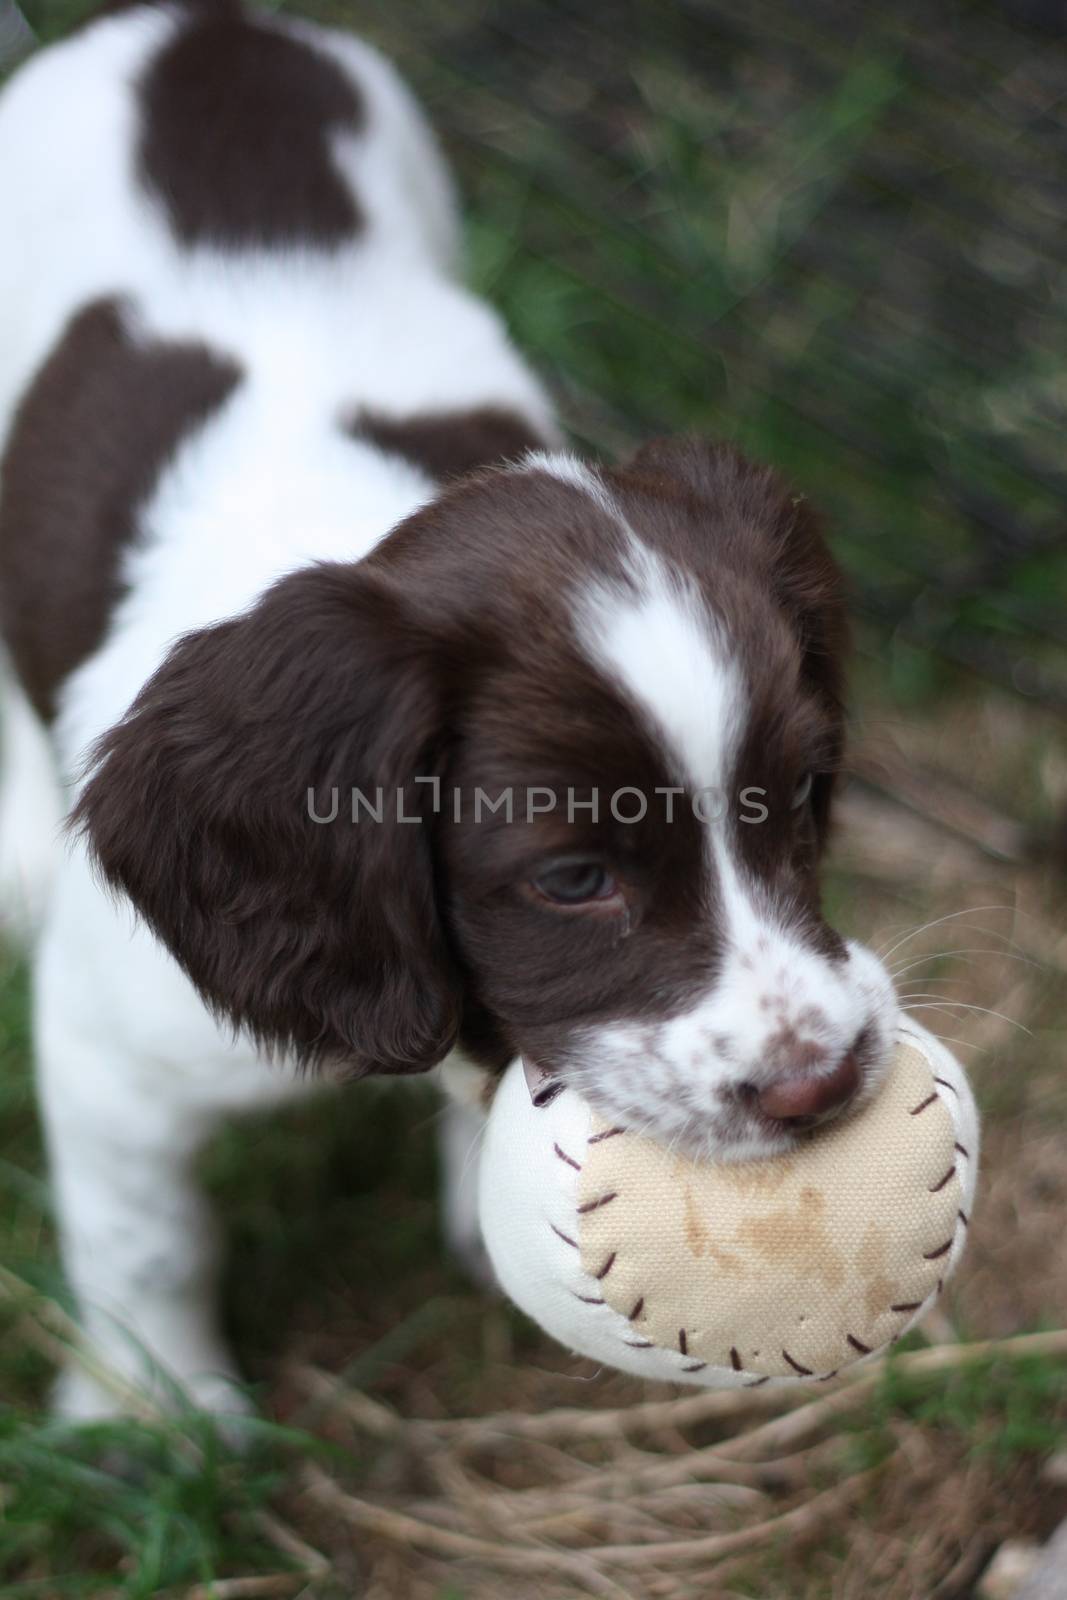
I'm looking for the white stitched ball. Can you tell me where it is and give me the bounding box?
[478,1020,979,1388]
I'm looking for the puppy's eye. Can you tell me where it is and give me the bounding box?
[530,857,617,905]
[791,772,814,810]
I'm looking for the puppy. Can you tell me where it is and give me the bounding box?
[0,0,899,1419]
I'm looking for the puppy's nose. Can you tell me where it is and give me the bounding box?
[757,1049,860,1125]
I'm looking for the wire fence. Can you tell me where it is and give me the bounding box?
[339,0,1067,714]
[10,0,1067,712]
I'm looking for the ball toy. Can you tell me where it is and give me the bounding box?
[478,1021,979,1387]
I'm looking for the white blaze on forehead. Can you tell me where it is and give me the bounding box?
[582,562,745,795]
[522,450,613,505]
[578,572,745,801]
[524,450,748,801]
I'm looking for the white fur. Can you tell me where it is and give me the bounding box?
[569,484,899,1158]
[579,540,745,800]
[0,5,553,1419]
[0,659,64,942]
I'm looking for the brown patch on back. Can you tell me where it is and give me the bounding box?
[0,298,240,721]
[138,6,364,249]
[353,406,551,483]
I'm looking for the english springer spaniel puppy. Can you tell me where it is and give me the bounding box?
[0,0,899,1420]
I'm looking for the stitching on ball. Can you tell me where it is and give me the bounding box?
[554,1143,582,1172]
[565,1058,970,1389]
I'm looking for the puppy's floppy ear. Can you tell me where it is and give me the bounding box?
[74,562,461,1074]
[621,436,849,838]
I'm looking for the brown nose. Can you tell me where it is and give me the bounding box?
[757,1050,860,1124]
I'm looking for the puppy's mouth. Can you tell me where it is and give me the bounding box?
[521,1010,896,1162]
[713,1018,894,1159]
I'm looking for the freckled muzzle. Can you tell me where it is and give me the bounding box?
[478,1019,979,1388]
[750,1045,861,1127]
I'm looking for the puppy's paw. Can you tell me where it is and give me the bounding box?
[53,1365,129,1425]
[54,1360,255,1442]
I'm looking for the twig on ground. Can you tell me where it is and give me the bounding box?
[293,1329,1066,1590]
[291,1359,800,1443]
[576,1464,886,1568]
[305,1464,640,1598]
[185,1576,313,1600]
[448,1431,846,1516]
[254,1511,330,1578]
[305,1458,885,1575]
[696,1329,1067,1466]
[295,1326,1067,1461]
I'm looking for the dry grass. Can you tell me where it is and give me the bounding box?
[251,1332,1064,1599]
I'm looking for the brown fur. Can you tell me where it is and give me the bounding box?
[0,298,239,722]
[137,1,364,248]
[352,407,551,483]
[75,445,851,1081]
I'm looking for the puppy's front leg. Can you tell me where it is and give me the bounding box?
[37,1028,247,1424]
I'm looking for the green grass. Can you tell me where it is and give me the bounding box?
[0,950,52,1406]
[887,1350,1067,1466]
[0,1413,321,1599]
[843,1346,1067,1475]
[0,936,462,1596]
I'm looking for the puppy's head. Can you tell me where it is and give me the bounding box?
[77,439,899,1159]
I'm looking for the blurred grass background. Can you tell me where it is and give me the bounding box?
[3,0,1067,1595]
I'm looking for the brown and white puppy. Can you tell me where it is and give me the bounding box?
[0,0,898,1420]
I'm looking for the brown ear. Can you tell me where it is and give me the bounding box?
[74,563,461,1074]
[621,436,849,840]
